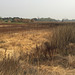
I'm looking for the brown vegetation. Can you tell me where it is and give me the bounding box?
[0,22,75,75]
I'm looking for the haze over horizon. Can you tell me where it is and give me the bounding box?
[0,0,75,20]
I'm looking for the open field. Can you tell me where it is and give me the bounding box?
[0,22,75,33]
[0,22,75,75]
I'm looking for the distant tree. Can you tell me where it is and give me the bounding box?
[0,17,2,20]
[36,17,57,21]
[31,19,35,22]
[32,18,38,21]
[62,19,64,22]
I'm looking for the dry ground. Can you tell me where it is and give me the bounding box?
[0,23,75,75]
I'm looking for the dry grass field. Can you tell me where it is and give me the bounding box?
[0,22,75,75]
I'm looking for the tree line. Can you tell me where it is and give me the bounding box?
[1,17,75,23]
[0,17,34,23]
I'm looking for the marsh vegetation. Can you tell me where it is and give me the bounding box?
[0,22,75,75]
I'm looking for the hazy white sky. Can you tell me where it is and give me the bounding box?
[0,0,75,19]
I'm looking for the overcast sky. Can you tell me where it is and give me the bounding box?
[0,0,75,20]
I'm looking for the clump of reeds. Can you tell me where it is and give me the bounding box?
[50,25,75,55]
[0,58,20,75]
